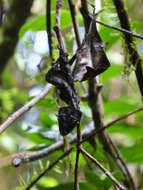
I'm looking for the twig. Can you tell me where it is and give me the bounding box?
[24,148,73,190]
[80,147,127,190]
[54,0,66,52]
[74,123,82,190]
[104,133,136,190]
[113,0,143,98]
[46,0,52,57]
[95,19,143,41]
[11,105,143,166]
[81,105,143,143]
[0,84,52,134]
[68,0,81,47]
[80,0,91,32]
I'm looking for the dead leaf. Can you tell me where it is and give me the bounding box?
[72,18,110,81]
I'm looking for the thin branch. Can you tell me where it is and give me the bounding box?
[81,105,143,143]
[46,0,52,57]
[95,19,143,41]
[104,133,136,190]
[74,123,82,190]
[0,84,52,134]
[113,0,143,98]
[24,148,73,190]
[68,0,81,47]
[11,105,143,166]
[80,147,127,190]
[54,0,66,52]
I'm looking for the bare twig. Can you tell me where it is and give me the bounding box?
[46,0,52,57]
[11,105,143,166]
[74,123,82,190]
[24,148,73,190]
[68,0,81,47]
[54,0,66,52]
[81,105,143,143]
[0,84,52,134]
[80,147,127,190]
[95,19,143,41]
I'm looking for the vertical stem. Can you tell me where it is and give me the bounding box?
[113,0,143,99]
[74,123,82,190]
[54,0,66,53]
[68,0,81,47]
[46,0,52,57]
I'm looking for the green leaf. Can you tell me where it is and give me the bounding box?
[99,26,119,49]
[38,176,58,188]
[108,123,143,141]
[104,96,140,115]
[120,138,143,164]
[85,171,112,189]
[100,64,122,82]
[38,182,95,190]
[40,112,57,128]
[23,132,53,145]
[19,10,83,37]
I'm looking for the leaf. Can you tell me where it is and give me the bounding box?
[99,26,119,49]
[72,18,110,81]
[39,182,95,190]
[85,171,112,189]
[100,64,122,82]
[120,138,143,164]
[19,10,83,37]
[108,123,143,141]
[58,106,82,136]
[40,112,56,127]
[104,96,140,115]
[38,176,58,188]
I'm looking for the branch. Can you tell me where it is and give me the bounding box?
[80,147,127,190]
[0,0,33,74]
[95,19,143,41]
[74,123,82,190]
[68,0,81,47]
[54,0,66,52]
[82,105,143,143]
[46,0,52,57]
[113,0,143,98]
[11,105,143,167]
[0,84,52,134]
[24,148,73,190]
